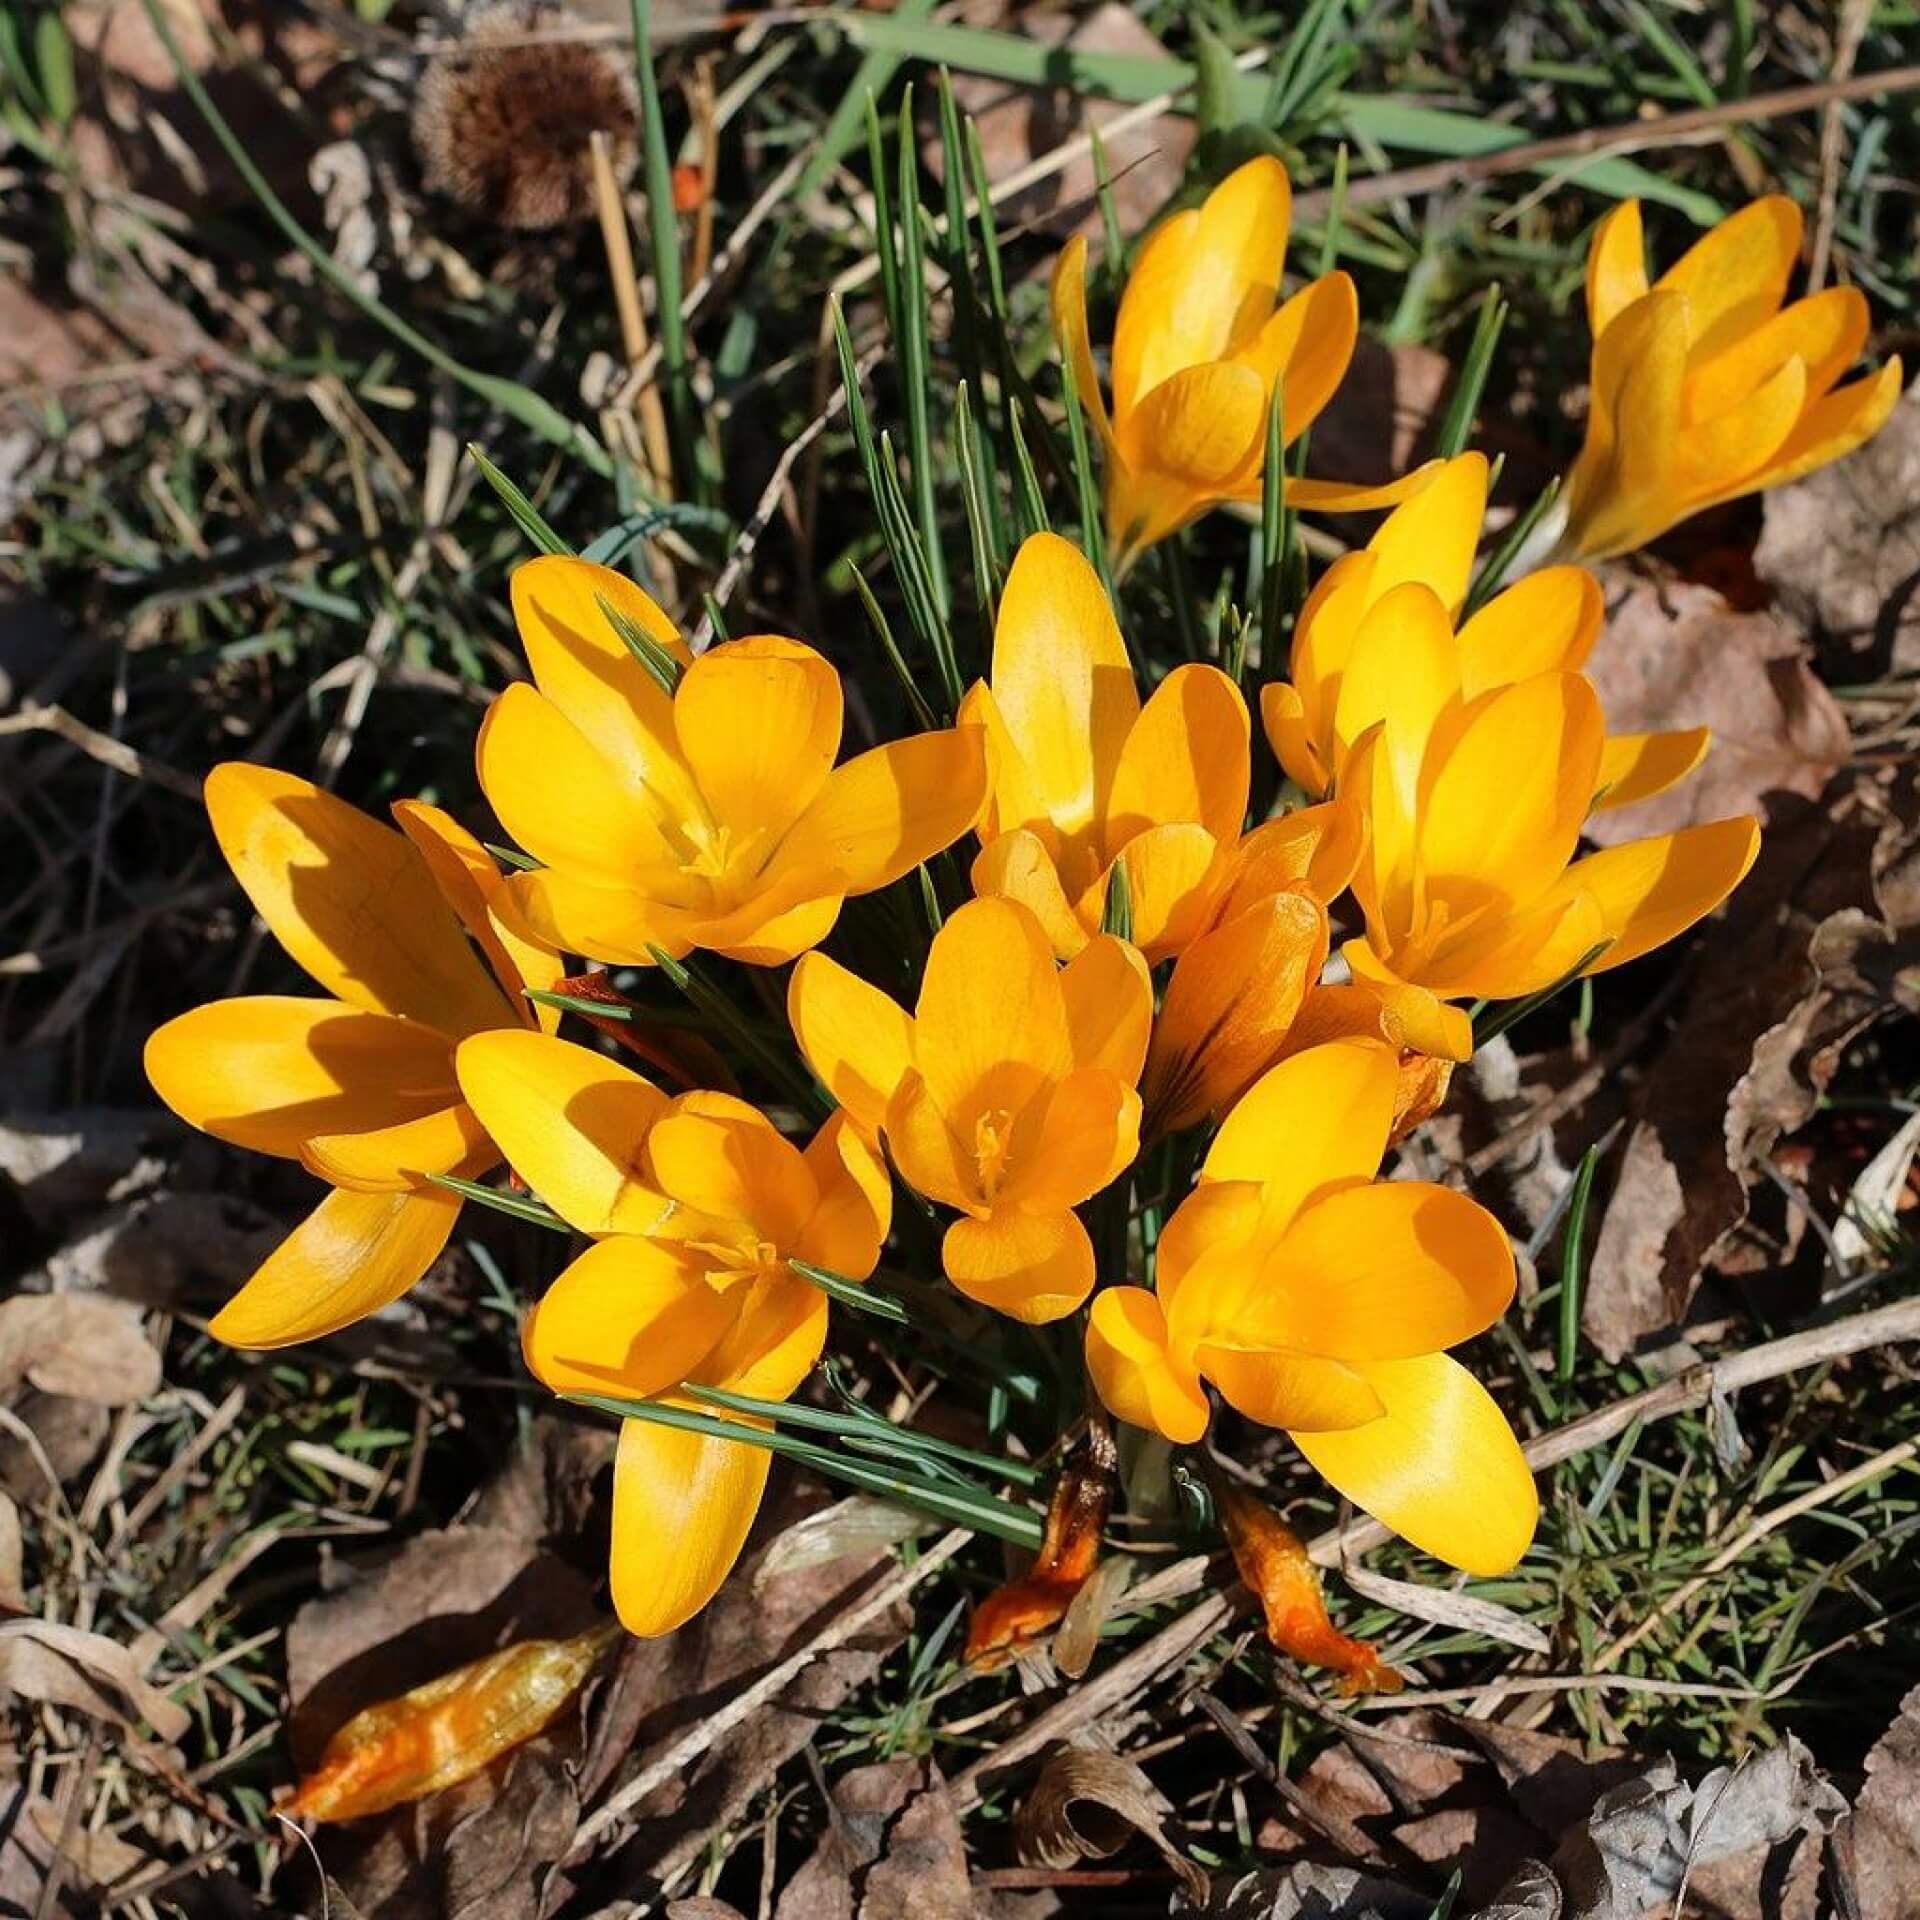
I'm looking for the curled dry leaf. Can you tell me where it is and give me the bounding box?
[0,1617,189,1741]
[1338,1565,1551,1656]
[0,1294,160,1405]
[1582,570,1848,844]
[1017,1744,1208,1905]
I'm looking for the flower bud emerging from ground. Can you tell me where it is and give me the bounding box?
[412,1,638,230]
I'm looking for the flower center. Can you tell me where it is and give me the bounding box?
[972,1107,1015,1202]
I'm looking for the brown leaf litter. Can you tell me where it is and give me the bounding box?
[1583,766,1918,1358]
[773,1758,975,1920]
[1583,568,1849,844]
[1755,379,1920,681]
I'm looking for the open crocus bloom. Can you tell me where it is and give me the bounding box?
[1556,196,1902,562]
[1345,667,1760,1032]
[143,765,562,1348]
[477,555,988,967]
[455,1027,890,1636]
[963,532,1255,965]
[1051,156,1422,567]
[1086,1040,1537,1576]
[788,897,1150,1323]
[1261,453,1710,814]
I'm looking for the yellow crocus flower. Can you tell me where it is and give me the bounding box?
[963,530,1363,1133]
[476,555,988,967]
[455,1028,890,1637]
[1086,1039,1537,1577]
[1343,665,1760,1033]
[1556,196,1903,562]
[1262,453,1709,813]
[1051,156,1425,567]
[788,897,1150,1324]
[965,531,1269,962]
[144,765,564,1348]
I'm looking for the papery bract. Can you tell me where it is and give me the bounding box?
[144,765,563,1348]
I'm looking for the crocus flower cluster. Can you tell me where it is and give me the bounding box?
[146,156,1897,1656]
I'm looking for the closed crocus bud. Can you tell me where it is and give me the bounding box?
[1050,158,1430,571]
[1554,196,1902,563]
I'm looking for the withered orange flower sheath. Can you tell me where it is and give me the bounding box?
[1215,1485,1401,1697]
[965,1423,1117,1669]
[284,1622,621,1823]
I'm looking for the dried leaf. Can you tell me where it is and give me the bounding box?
[285,1621,620,1822]
[0,1617,189,1740]
[773,1760,971,1920]
[25,1802,151,1890]
[754,1494,933,1587]
[0,1490,22,1612]
[0,1295,160,1405]
[1535,1738,1845,1920]
[1189,1860,1426,1917]
[1054,1551,1134,1679]
[1585,784,1911,1358]
[1338,1566,1550,1655]
[1017,1744,1208,1905]
[1843,1679,1920,1915]
[1582,571,1848,844]
[1756,380,1920,675]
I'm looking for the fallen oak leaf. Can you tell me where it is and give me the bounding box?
[285,1620,621,1823]
[0,1617,189,1741]
[1017,1744,1208,1906]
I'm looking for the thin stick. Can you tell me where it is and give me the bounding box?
[949,1295,1920,1810]
[1293,62,1920,220]
[590,129,674,492]
[571,1526,970,1850]
[0,706,200,800]
[1808,0,1873,293]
